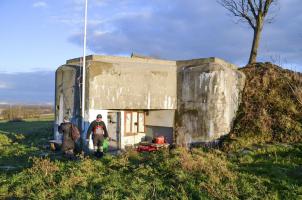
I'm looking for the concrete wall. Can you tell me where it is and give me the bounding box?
[54,65,80,139]
[66,55,178,111]
[176,58,245,143]
[145,110,175,127]
[83,56,177,110]
[123,133,146,148]
[54,55,246,145]
[144,110,175,144]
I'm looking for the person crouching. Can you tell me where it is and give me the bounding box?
[86,114,108,157]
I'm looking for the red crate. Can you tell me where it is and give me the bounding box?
[137,145,157,152]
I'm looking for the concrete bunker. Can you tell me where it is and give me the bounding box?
[54,55,245,150]
[176,58,246,145]
[55,55,177,151]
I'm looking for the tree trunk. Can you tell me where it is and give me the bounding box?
[248,23,263,64]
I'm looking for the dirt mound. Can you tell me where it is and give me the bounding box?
[224,62,302,150]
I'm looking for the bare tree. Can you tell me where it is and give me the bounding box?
[218,0,278,64]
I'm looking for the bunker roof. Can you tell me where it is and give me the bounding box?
[66,54,176,65]
[64,54,238,70]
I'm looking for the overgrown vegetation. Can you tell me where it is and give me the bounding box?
[1,63,302,199]
[224,62,302,151]
[0,115,301,199]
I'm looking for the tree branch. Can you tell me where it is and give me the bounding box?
[253,0,260,10]
[263,0,273,16]
[247,0,258,19]
[218,0,256,29]
[242,14,256,29]
[258,0,263,13]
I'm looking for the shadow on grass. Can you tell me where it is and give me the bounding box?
[239,161,302,183]
[0,119,53,135]
[236,144,302,198]
[0,120,54,173]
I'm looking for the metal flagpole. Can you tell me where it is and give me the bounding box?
[81,0,88,136]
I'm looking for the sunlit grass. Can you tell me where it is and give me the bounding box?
[0,115,54,171]
[0,115,301,199]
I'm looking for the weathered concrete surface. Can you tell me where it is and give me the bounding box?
[68,55,177,110]
[55,55,245,145]
[145,110,175,127]
[54,65,81,139]
[176,58,246,143]
[145,110,175,143]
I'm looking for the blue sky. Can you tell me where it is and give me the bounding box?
[0,0,92,73]
[0,0,301,104]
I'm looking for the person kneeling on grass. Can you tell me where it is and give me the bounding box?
[86,114,109,157]
[58,116,81,158]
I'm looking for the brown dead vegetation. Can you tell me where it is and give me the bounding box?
[224,62,302,150]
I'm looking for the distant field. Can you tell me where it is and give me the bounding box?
[0,104,53,121]
[0,116,301,199]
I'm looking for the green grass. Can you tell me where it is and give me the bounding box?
[231,143,302,199]
[0,117,301,199]
[0,115,54,171]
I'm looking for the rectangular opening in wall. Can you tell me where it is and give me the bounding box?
[125,111,132,134]
[138,112,145,133]
[124,111,146,136]
[132,112,138,134]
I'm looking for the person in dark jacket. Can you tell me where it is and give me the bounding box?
[86,114,108,153]
[58,116,75,157]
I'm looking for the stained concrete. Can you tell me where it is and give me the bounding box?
[145,110,175,127]
[176,58,246,143]
[54,55,245,146]
[64,55,177,111]
[87,60,177,110]
[54,65,81,139]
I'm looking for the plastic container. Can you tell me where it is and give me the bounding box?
[155,136,165,144]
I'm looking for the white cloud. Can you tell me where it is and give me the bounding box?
[51,0,302,67]
[93,30,111,37]
[0,82,11,89]
[33,1,48,8]
[51,16,104,26]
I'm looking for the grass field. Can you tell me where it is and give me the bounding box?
[0,116,301,199]
[0,115,54,171]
